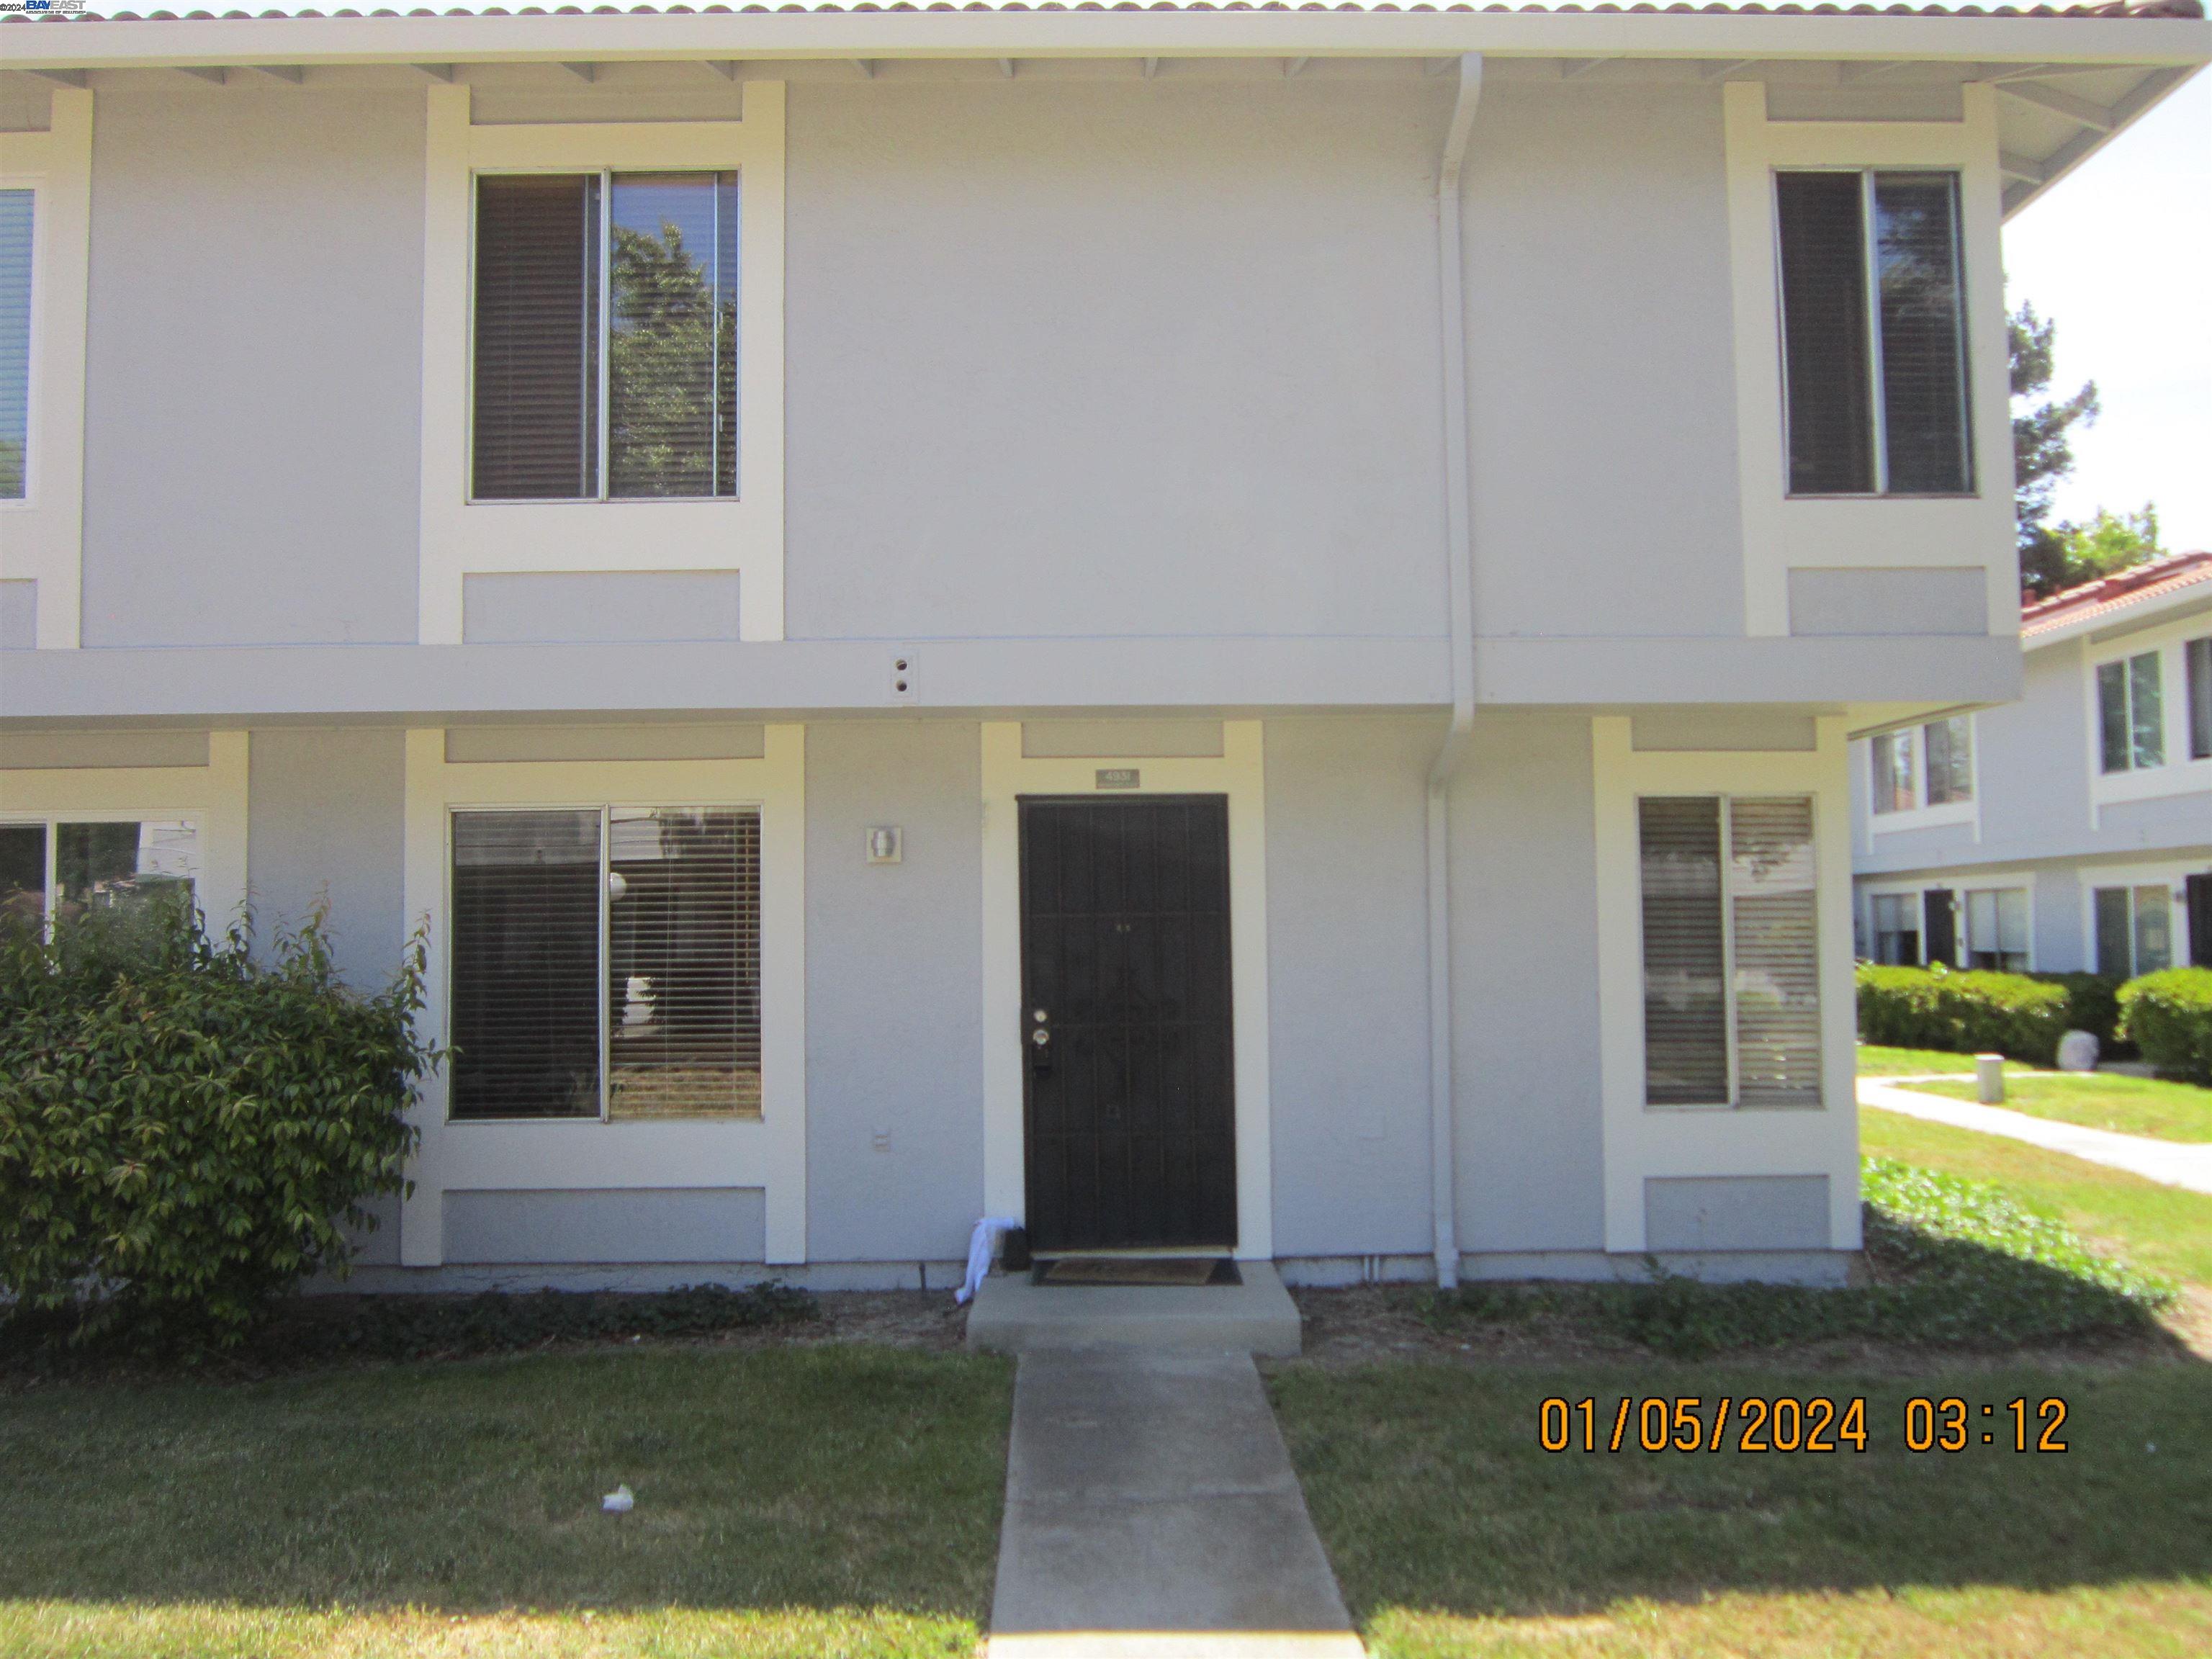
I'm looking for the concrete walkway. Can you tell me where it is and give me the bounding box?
[1859,1076,2212,1195]
[986,1349,1365,1659]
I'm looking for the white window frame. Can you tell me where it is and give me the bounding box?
[400,727,807,1268]
[0,732,250,925]
[1863,715,1979,837]
[1861,882,1936,967]
[416,84,786,647]
[1593,717,1858,1256]
[2080,862,2203,975]
[1722,81,2013,639]
[2085,617,2212,816]
[0,89,92,650]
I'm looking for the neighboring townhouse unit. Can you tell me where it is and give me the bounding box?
[1855,551,2212,979]
[3,6,2207,1293]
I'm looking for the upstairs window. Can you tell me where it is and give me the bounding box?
[1870,716,1972,817]
[1776,170,1971,497]
[2098,652,2164,774]
[471,172,740,502]
[0,188,30,500]
[1639,796,1822,1109]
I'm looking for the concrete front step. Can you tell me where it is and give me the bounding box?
[965,1261,1302,1357]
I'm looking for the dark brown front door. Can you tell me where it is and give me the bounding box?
[1019,796,1237,1252]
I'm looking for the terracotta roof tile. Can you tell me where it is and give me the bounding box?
[2020,549,2212,637]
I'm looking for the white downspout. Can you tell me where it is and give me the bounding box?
[1426,53,1483,1292]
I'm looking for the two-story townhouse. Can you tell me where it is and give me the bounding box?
[3,6,2206,1297]
[1854,550,2212,981]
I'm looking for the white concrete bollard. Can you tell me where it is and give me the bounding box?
[1976,1053,2005,1106]
[2056,1030,2100,1073]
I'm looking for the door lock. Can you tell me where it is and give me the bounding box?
[1029,1010,1053,1073]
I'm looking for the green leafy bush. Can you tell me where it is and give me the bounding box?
[2118,968,2212,1086]
[2031,970,2131,1056]
[0,900,437,1352]
[1855,963,2072,1066]
[1432,1157,2170,1358]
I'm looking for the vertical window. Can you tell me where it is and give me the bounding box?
[0,819,202,931]
[1776,171,1970,497]
[1871,891,1920,966]
[2098,652,2164,774]
[1923,716,1973,806]
[2095,884,2175,978]
[2187,637,2211,763]
[1964,888,2030,973]
[471,171,739,503]
[1640,796,1822,1108]
[0,188,31,500]
[448,806,762,1122]
[1871,731,1916,814]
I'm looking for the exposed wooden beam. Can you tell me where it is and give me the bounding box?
[852,58,874,80]
[1999,151,2052,185]
[1140,56,1159,80]
[25,68,89,89]
[999,58,1016,79]
[559,63,595,84]
[249,65,305,84]
[706,60,739,81]
[2002,64,2190,219]
[176,66,229,86]
[1997,80,2118,133]
[1701,59,1758,83]
[1560,58,1611,81]
[412,63,456,84]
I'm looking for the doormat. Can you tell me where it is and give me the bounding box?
[1032,1257,1241,1287]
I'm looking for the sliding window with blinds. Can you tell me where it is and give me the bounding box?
[1775,170,1970,498]
[448,806,763,1121]
[471,171,740,502]
[1638,796,1823,1109]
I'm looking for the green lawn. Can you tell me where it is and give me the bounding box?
[1856,1043,2031,1077]
[1861,1110,2212,1291]
[1899,1071,2212,1144]
[0,1345,1013,1659]
[1273,1362,2212,1659]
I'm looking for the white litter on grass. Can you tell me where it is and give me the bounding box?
[602,1485,635,1514]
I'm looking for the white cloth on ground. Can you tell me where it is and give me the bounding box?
[958,1216,1022,1304]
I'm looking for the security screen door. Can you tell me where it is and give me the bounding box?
[1018,796,1237,1252]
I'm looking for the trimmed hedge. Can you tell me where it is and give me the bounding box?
[2118,968,2212,1087]
[0,901,436,1352]
[2032,971,2131,1057]
[1855,963,2072,1066]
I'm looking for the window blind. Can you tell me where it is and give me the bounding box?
[450,810,604,1119]
[606,808,761,1118]
[472,175,599,501]
[1871,731,1915,814]
[1874,174,1970,494]
[1639,798,1730,1105]
[2134,885,2173,975]
[1730,797,1821,1107]
[1776,171,1875,495]
[0,189,32,500]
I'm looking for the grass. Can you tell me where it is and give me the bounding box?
[1272,1361,2212,1659]
[1861,1110,2212,1292]
[0,1344,1013,1658]
[1856,1043,2032,1077]
[1900,1070,2212,1144]
[1434,1157,2173,1358]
